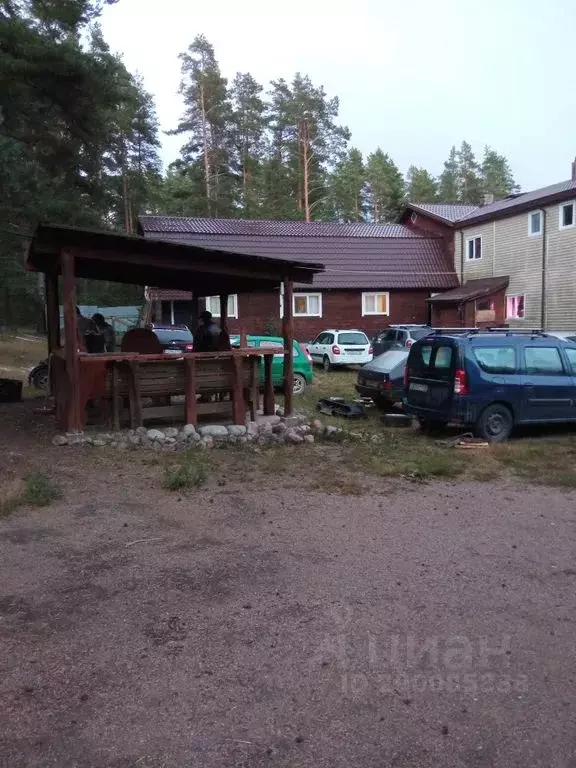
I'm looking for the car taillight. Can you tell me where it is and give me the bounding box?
[406,338,413,348]
[332,345,341,355]
[454,368,468,395]
[184,344,194,351]
[303,345,312,362]
[368,345,373,355]
[381,379,392,391]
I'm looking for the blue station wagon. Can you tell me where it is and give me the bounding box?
[404,329,576,441]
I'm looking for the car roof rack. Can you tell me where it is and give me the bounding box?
[430,327,547,337]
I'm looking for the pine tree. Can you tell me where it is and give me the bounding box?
[438,146,459,203]
[405,166,438,202]
[329,148,366,221]
[170,34,233,216]
[229,72,268,217]
[365,149,405,222]
[458,141,483,204]
[264,74,349,220]
[481,146,519,200]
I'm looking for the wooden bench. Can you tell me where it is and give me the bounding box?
[106,354,260,429]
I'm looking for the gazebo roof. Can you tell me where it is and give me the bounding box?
[26,223,324,296]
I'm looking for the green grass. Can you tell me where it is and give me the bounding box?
[163,453,208,491]
[22,472,62,506]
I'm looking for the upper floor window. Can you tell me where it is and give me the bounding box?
[205,294,238,319]
[506,294,525,320]
[362,292,390,316]
[466,236,482,260]
[560,202,575,229]
[528,211,542,236]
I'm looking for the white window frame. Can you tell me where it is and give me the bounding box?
[291,292,323,318]
[205,294,239,319]
[528,210,542,237]
[559,201,575,230]
[361,292,390,317]
[506,294,526,320]
[465,236,482,261]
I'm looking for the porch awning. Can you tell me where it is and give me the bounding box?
[427,276,509,304]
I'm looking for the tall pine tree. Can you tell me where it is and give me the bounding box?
[365,150,405,222]
[457,141,483,204]
[481,146,519,199]
[405,166,438,202]
[438,146,459,203]
[329,148,366,221]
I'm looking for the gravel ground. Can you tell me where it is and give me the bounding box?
[1,432,576,768]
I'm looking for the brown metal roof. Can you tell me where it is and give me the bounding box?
[428,276,509,304]
[407,203,479,224]
[139,218,458,291]
[140,217,419,239]
[26,223,324,296]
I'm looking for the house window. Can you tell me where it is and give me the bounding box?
[528,211,542,236]
[476,300,494,311]
[205,294,239,319]
[560,202,575,229]
[466,236,482,260]
[293,293,322,317]
[506,294,525,320]
[361,292,390,316]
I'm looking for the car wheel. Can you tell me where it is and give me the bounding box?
[292,373,307,396]
[31,366,49,391]
[373,394,394,411]
[475,403,513,443]
[418,417,448,433]
[322,356,332,373]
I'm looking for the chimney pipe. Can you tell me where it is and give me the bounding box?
[572,157,576,182]
[483,193,494,205]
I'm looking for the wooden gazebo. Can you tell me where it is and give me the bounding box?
[25,224,324,432]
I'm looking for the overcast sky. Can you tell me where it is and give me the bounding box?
[100,0,576,191]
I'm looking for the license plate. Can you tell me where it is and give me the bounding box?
[346,349,362,355]
[410,382,428,392]
[363,379,378,388]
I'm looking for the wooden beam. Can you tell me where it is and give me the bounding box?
[231,354,245,425]
[219,293,229,333]
[263,354,275,416]
[282,278,294,416]
[126,360,143,429]
[44,271,60,353]
[61,249,82,431]
[184,357,197,425]
[190,295,199,335]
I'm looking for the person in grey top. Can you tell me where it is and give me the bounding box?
[193,310,221,352]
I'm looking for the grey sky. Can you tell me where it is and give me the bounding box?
[100,0,576,192]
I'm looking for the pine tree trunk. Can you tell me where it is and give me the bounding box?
[122,173,132,233]
[299,119,311,222]
[199,84,212,214]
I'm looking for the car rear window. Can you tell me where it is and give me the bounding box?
[472,346,516,374]
[154,328,193,342]
[410,343,454,380]
[410,328,431,340]
[338,332,368,345]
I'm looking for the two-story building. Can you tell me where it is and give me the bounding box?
[402,165,576,330]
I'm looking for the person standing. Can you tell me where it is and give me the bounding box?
[92,313,115,352]
[193,310,221,352]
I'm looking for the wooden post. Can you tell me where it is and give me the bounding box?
[184,357,197,425]
[239,325,247,348]
[111,361,121,431]
[263,353,275,415]
[190,295,199,336]
[249,355,259,420]
[219,293,229,333]
[61,249,82,432]
[231,353,245,425]
[127,360,143,429]
[44,271,60,353]
[282,278,294,416]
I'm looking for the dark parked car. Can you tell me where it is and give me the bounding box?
[404,329,576,442]
[372,324,431,357]
[356,349,409,409]
[147,324,194,354]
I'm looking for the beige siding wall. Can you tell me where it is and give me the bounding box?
[456,201,576,329]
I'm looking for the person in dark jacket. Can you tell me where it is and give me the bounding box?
[193,310,221,352]
[92,313,115,352]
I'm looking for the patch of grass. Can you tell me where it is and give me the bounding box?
[312,474,365,495]
[163,454,208,491]
[22,472,62,506]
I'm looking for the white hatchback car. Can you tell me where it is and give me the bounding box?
[308,329,373,371]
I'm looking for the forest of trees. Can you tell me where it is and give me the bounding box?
[0,4,519,322]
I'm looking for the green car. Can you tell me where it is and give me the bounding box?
[230,335,313,395]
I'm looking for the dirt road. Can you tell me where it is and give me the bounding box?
[1,450,575,767]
